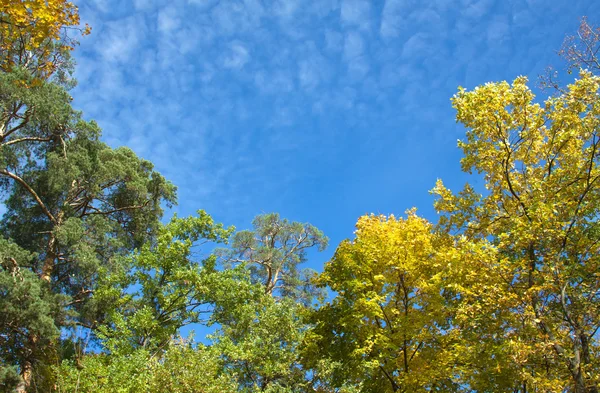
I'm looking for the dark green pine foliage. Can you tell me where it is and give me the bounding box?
[0,66,176,390]
[0,238,65,393]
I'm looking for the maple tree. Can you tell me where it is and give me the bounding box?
[433,70,600,392]
[304,212,462,392]
[0,0,89,79]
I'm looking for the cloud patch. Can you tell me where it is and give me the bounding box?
[70,0,600,230]
[341,0,372,29]
[223,42,250,69]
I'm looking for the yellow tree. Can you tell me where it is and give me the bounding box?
[433,70,600,392]
[304,212,462,392]
[0,0,89,78]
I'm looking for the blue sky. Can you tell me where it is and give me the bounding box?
[71,0,599,271]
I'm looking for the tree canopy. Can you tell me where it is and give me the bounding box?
[1,4,599,393]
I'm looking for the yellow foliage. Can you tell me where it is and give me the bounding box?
[0,0,90,77]
[433,70,600,392]
[311,71,600,392]
[312,212,464,391]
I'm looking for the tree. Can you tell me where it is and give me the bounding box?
[541,17,600,91]
[221,213,328,304]
[433,70,600,392]
[55,341,237,393]
[304,212,461,392]
[211,213,329,392]
[211,291,312,392]
[0,67,76,152]
[51,213,327,393]
[0,0,89,79]
[0,68,176,390]
[96,211,233,354]
[0,239,65,392]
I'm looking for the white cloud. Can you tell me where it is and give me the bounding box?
[98,68,126,97]
[309,0,340,17]
[344,31,364,60]
[187,0,218,8]
[325,29,343,52]
[198,62,216,82]
[210,0,258,35]
[255,70,295,94]
[133,0,154,10]
[380,0,406,38]
[341,0,371,29]
[380,63,419,91]
[347,56,370,81]
[88,0,111,12]
[273,0,301,20]
[97,16,146,63]
[462,0,493,19]
[410,8,441,26]
[73,55,96,87]
[297,41,332,91]
[243,0,266,19]
[69,0,563,227]
[158,7,181,33]
[512,9,534,28]
[268,105,298,127]
[299,61,319,90]
[401,32,430,59]
[223,42,250,69]
[487,17,510,43]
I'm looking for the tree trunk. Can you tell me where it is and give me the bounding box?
[577,333,598,393]
[40,231,58,283]
[20,224,61,390]
[15,359,32,393]
[16,334,38,393]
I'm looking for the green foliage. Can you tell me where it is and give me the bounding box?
[221,213,328,304]
[97,211,233,354]
[0,67,81,173]
[0,61,175,390]
[0,366,20,393]
[0,238,67,391]
[56,342,236,393]
[208,213,329,392]
[213,293,310,392]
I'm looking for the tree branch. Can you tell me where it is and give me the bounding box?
[0,168,57,224]
[2,136,52,147]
